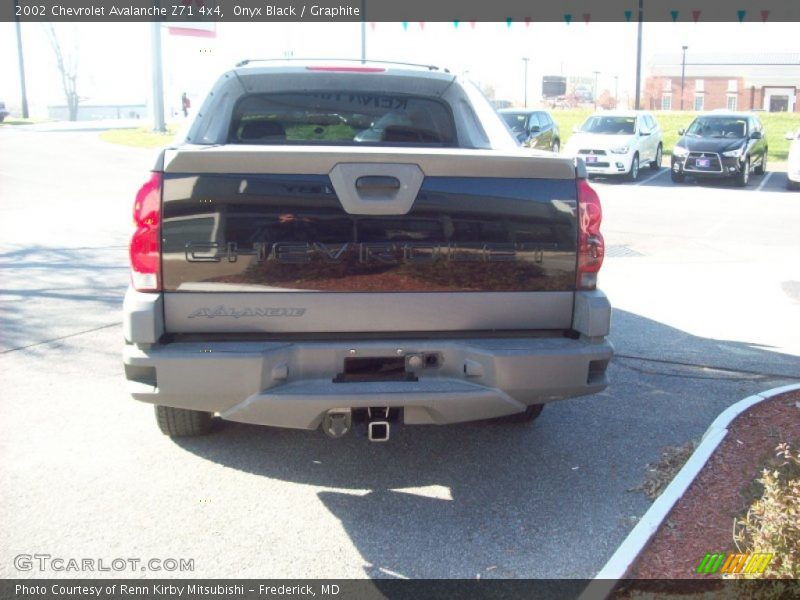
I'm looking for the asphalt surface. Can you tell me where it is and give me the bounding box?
[1,127,799,580]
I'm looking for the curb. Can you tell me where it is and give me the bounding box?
[578,382,800,599]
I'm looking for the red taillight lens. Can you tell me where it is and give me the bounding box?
[130,172,162,291]
[305,66,385,72]
[576,178,605,290]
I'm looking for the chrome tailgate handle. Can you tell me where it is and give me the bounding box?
[356,175,401,192]
[329,163,424,215]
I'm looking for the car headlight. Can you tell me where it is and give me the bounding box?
[609,145,629,154]
[722,146,746,158]
[672,145,689,157]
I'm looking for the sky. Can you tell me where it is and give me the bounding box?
[0,20,797,118]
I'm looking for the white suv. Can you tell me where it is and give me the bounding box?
[564,111,663,181]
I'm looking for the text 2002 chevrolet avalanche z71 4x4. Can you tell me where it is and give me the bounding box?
[123,61,613,442]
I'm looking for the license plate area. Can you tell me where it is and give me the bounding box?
[333,356,418,383]
[696,158,711,168]
[586,155,598,163]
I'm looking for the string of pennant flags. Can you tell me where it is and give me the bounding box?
[384,10,772,31]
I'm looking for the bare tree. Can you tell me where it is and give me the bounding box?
[45,24,80,121]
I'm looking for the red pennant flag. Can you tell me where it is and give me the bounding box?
[692,10,701,23]
[525,17,532,28]
[469,21,476,29]
[419,22,425,30]
[369,22,376,31]
[584,13,591,24]
[760,10,770,22]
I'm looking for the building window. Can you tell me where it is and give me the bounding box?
[728,79,738,92]
[727,95,738,111]
[694,95,705,111]
[662,94,672,110]
[695,79,705,93]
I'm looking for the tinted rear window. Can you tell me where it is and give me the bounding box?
[228,92,457,146]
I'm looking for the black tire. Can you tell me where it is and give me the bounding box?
[650,144,663,170]
[735,158,750,187]
[627,153,640,181]
[155,405,213,437]
[493,404,544,424]
[671,171,685,183]
[551,140,560,154]
[755,150,767,175]
[788,179,800,191]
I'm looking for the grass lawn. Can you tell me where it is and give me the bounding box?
[552,109,800,161]
[0,117,49,126]
[98,125,179,149]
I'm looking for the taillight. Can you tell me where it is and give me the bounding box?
[130,172,162,291]
[305,66,385,72]
[576,178,604,290]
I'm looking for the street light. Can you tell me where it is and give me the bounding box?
[614,75,619,109]
[680,45,688,111]
[522,57,530,107]
[593,71,600,110]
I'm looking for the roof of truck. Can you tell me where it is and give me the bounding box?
[233,59,454,80]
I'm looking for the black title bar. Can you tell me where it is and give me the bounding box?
[3,0,800,23]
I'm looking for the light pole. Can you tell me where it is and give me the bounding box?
[593,71,600,110]
[522,57,530,107]
[614,75,619,109]
[13,0,29,118]
[634,0,643,109]
[680,45,688,111]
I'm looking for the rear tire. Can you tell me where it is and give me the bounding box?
[671,171,685,183]
[627,153,640,181]
[650,144,663,170]
[493,404,544,424]
[788,179,800,191]
[155,406,213,437]
[551,140,560,154]
[735,158,750,187]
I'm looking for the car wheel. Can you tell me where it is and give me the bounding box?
[155,405,213,437]
[492,404,544,424]
[627,153,640,181]
[650,144,663,170]
[788,179,800,191]
[735,158,750,187]
[551,140,560,154]
[671,171,685,183]
[755,150,767,175]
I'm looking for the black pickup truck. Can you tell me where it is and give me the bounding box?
[123,61,612,442]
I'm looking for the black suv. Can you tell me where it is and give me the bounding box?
[499,109,561,153]
[670,112,767,187]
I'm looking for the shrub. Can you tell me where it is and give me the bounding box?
[729,443,800,579]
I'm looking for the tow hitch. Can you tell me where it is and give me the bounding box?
[367,407,391,442]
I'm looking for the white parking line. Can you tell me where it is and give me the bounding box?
[755,172,774,191]
[634,168,668,186]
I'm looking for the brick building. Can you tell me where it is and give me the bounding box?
[644,53,799,112]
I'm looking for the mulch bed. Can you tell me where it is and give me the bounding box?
[626,389,800,579]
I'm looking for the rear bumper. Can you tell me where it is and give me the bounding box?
[124,336,613,429]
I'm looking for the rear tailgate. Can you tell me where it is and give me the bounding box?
[160,146,578,334]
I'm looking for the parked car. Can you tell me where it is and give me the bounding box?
[563,111,663,181]
[785,129,800,191]
[499,108,561,152]
[123,60,612,441]
[0,101,9,122]
[671,112,768,187]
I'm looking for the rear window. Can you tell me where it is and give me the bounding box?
[228,92,457,146]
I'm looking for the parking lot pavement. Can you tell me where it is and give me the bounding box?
[1,132,798,580]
